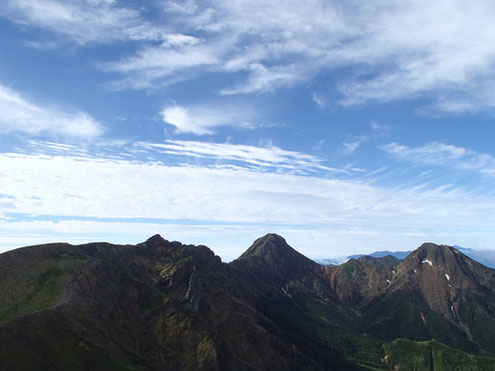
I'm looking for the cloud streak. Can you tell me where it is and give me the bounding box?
[119,1,495,112]
[0,0,171,46]
[160,104,255,135]
[5,1,495,112]
[1,150,495,258]
[136,140,340,174]
[0,84,103,138]
[382,142,495,178]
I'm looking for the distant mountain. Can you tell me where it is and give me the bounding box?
[324,246,495,269]
[454,245,495,269]
[315,250,411,266]
[1,234,495,370]
[313,257,346,266]
[348,250,412,261]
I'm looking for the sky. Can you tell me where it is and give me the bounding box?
[1,0,495,261]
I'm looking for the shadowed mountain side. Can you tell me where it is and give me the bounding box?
[326,257,397,305]
[2,235,495,370]
[230,234,334,299]
[363,243,495,354]
[0,235,320,370]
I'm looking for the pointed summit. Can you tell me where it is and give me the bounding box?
[240,233,292,259]
[232,234,332,298]
[238,233,318,271]
[145,234,166,247]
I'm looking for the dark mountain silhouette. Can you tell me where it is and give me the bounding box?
[1,234,495,370]
[231,234,334,300]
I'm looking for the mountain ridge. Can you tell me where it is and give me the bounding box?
[1,234,495,370]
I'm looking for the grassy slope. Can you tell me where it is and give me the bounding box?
[258,293,386,369]
[457,295,495,354]
[259,291,495,370]
[0,245,89,325]
[383,338,495,370]
[363,290,477,353]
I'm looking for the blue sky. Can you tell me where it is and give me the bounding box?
[1,0,495,261]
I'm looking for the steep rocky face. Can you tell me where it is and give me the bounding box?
[365,243,495,354]
[0,235,319,371]
[231,233,333,299]
[326,257,397,305]
[389,243,495,319]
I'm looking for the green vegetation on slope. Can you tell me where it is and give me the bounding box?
[0,247,88,325]
[258,294,386,369]
[364,290,476,354]
[383,338,495,370]
[457,295,495,354]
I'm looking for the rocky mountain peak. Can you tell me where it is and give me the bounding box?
[401,243,463,273]
[240,233,292,259]
[233,234,331,298]
[144,234,166,247]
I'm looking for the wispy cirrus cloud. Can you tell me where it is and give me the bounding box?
[6,1,495,112]
[382,142,495,178]
[117,1,495,112]
[160,103,257,135]
[136,140,341,174]
[103,39,220,90]
[341,137,369,155]
[0,0,170,46]
[0,84,103,138]
[1,150,495,258]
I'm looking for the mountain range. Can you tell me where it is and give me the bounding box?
[316,246,495,269]
[1,234,495,370]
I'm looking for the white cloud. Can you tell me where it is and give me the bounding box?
[6,1,495,111]
[312,93,327,108]
[136,140,339,173]
[160,104,255,135]
[0,0,170,46]
[342,139,365,155]
[118,1,495,112]
[1,151,495,259]
[342,142,360,154]
[382,142,495,177]
[0,84,103,138]
[104,42,220,90]
[2,218,494,262]
[220,63,307,95]
[370,121,392,135]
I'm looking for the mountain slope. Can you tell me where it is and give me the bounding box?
[231,233,334,299]
[364,243,495,354]
[0,235,319,370]
[1,235,495,370]
[325,256,398,305]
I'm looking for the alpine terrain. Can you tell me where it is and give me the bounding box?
[1,234,495,370]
